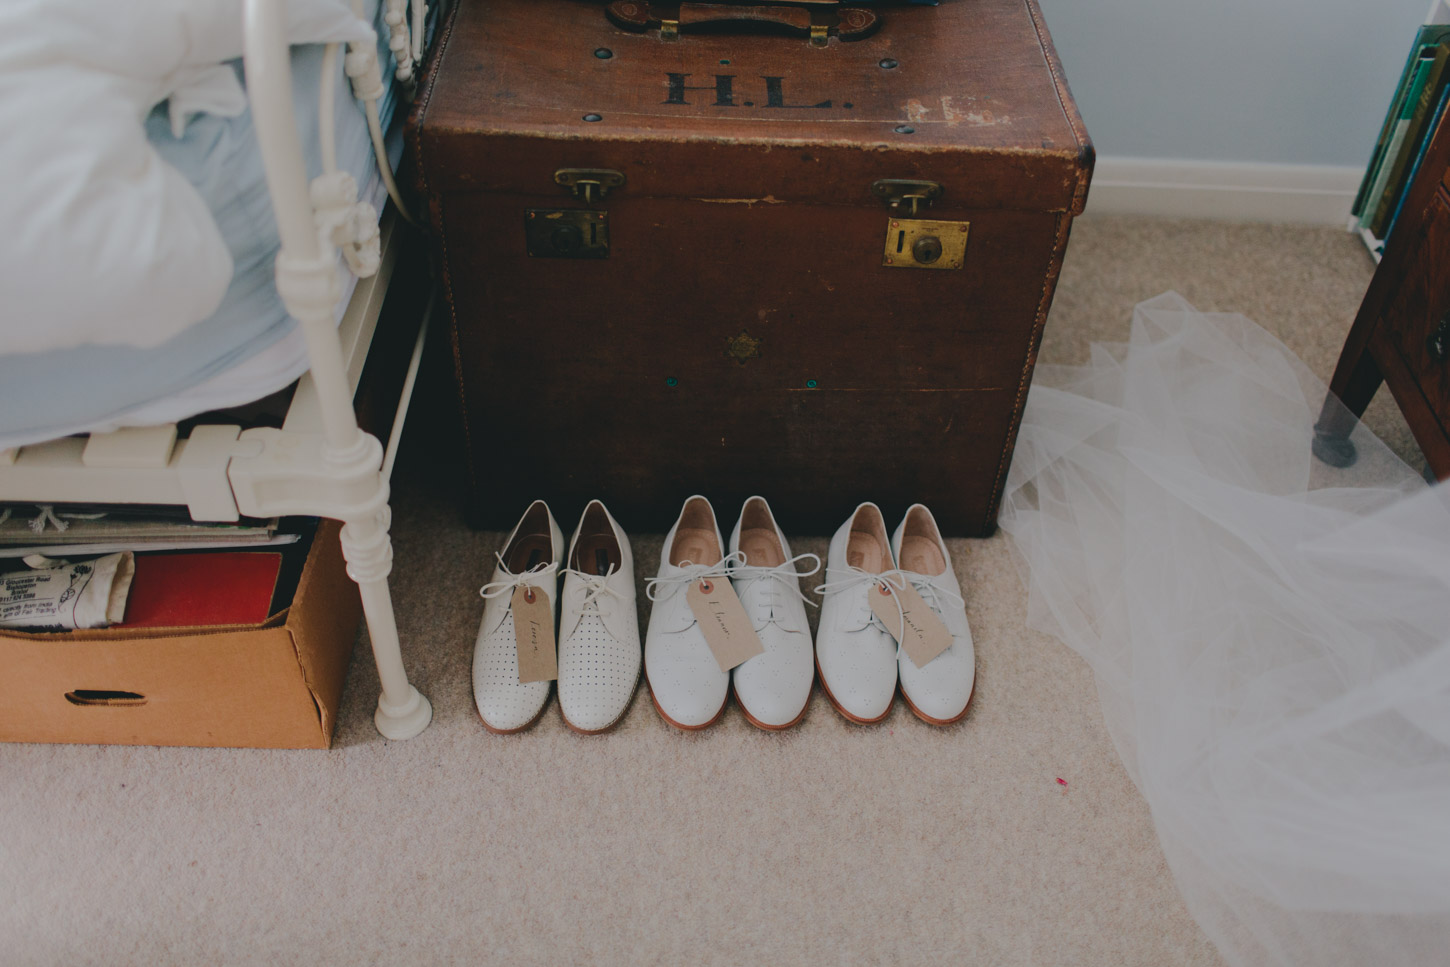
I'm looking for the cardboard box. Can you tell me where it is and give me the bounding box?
[0,520,360,749]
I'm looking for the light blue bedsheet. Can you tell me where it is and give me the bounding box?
[0,1,401,447]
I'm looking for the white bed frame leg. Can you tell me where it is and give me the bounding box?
[340,509,431,740]
[244,0,433,740]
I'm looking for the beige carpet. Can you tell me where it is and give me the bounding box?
[0,217,1414,966]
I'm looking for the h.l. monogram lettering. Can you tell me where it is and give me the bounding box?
[664,73,834,109]
[664,73,735,106]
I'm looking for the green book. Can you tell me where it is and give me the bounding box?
[1353,24,1450,218]
[1371,40,1450,236]
[1361,50,1437,233]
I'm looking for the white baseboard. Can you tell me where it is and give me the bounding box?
[1085,157,1362,225]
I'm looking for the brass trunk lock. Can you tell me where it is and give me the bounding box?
[882,218,968,270]
[874,180,967,270]
[526,209,610,259]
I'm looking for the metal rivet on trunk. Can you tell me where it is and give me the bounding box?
[880,58,899,69]
[594,48,613,59]
[894,124,914,134]
[583,113,603,122]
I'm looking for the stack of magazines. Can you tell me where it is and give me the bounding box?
[0,503,297,559]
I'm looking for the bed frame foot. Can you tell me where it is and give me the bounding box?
[340,509,433,740]
[375,684,432,740]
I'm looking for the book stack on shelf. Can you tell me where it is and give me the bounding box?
[0,503,316,631]
[1353,5,1450,259]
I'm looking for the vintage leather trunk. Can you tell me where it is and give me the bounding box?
[410,0,1092,535]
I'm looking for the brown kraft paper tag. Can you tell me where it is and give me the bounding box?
[512,584,557,683]
[686,577,765,672]
[869,580,953,669]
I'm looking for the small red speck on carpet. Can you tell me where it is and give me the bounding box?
[1056,778,1068,787]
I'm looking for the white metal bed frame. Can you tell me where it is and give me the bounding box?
[0,0,436,740]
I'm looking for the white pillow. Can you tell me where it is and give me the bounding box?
[0,0,375,356]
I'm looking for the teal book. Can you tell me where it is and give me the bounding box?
[1353,24,1450,218]
[1361,50,1437,233]
[1386,80,1450,241]
[1372,40,1450,236]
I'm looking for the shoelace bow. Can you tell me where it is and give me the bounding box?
[558,564,627,637]
[478,553,558,604]
[906,572,964,617]
[644,551,746,603]
[814,566,964,658]
[730,551,822,630]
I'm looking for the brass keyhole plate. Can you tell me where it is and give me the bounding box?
[882,218,969,270]
[526,209,610,259]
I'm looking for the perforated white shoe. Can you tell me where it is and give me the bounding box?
[727,497,819,730]
[892,504,975,725]
[557,501,640,734]
[815,503,899,724]
[644,495,732,730]
[473,500,563,734]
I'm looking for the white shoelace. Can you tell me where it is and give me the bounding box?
[560,564,626,636]
[814,566,964,658]
[645,551,746,603]
[906,573,965,618]
[730,551,822,630]
[478,553,558,604]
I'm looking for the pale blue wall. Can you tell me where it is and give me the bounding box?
[1036,0,1432,166]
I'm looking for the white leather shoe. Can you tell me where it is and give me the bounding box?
[644,495,732,730]
[557,500,640,734]
[727,496,819,730]
[815,502,899,724]
[473,500,563,734]
[892,504,976,725]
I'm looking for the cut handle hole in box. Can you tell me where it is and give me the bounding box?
[65,690,147,707]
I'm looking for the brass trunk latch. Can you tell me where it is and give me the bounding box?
[554,168,626,206]
[528,169,626,259]
[871,179,943,217]
[873,179,968,270]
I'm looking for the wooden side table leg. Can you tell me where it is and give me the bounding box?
[1313,347,1383,468]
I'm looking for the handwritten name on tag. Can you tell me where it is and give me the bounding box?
[868,579,953,669]
[512,584,557,683]
[686,577,765,672]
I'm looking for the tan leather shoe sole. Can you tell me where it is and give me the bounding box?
[731,681,809,732]
[900,680,975,727]
[477,691,551,735]
[560,670,641,736]
[645,673,727,731]
[814,655,892,725]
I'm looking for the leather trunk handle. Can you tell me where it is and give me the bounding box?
[607,1,881,45]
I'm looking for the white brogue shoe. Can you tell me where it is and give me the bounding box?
[644,495,732,730]
[557,500,641,734]
[892,504,975,725]
[727,496,819,730]
[473,500,563,734]
[814,503,900,724]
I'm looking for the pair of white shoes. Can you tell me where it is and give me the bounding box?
[472,499,640,734]
[645,495,820,731]
[816,502,976,725]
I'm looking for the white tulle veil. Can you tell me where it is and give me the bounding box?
[999,293,1450,966]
